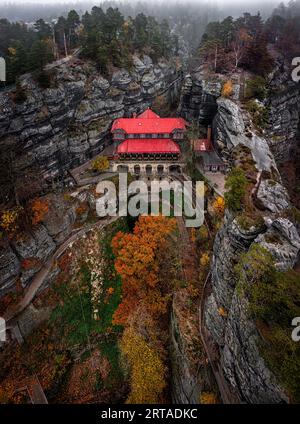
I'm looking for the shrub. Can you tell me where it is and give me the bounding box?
[91,156,109,173]
[245,100,269,129]
[224,167,248,212]
[236,244,300,402]
[245,76,267,101]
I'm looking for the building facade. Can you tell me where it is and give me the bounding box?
[111,108,187,162]
[111,109,187,177]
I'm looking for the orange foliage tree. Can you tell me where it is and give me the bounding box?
[200,392,218,404]
[111,215,176,325]
[30,198,49,225]
[221,80,233,98]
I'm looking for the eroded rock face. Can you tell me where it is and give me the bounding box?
[267,61,300,162]
[222,293,288,404]
[12,225,56,285]
[204,97,300,403]
[0,55,181,185]
[0,191,93,295]
[214,98,278,173]
[257,180,290,213]
[178,70,221,125]
[170,309,202,404]
[41,194,77,244]
[170,300,216,404]
[256,218,300,271]
[0,245,21,293]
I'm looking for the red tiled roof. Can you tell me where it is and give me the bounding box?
[111,108,187,134]
[117,139,180,154]
[137,108,160,119]
[193,139,212,152]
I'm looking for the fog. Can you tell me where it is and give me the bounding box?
[0,0,283,23]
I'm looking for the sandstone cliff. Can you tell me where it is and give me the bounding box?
[204,96,300,403]
[0,55,181,183]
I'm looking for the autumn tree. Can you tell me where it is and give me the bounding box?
[200,392,218,404]
[230,27,252,69]
[221,80,233,98]
[30,198,49,225]
[120,327,166,403]
[212,196,225,216]
[0,206,23,238]
[112,216,176,325]
[91,156,109,173]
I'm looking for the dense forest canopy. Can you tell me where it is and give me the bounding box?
[0,0,284,62]
[199,2,300,75]
[1,0,300,85]
[0,6,177,84]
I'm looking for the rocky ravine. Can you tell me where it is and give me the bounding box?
[205,96,300,403]
[0,55,182,183]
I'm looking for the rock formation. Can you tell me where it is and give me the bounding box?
[204,96,300,403]
[0,55,181,185]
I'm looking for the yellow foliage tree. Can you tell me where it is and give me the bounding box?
[0,207,23,237]
[222,80,233,98]
[8,47,16,56]
[121,327,166,404]
[190,228,196,243]
[218,307,228,317]
[198,226,209,241]
[200,392,218,404]
[212,196,225,217]
[200,252,210,268]
[91,156,109,172]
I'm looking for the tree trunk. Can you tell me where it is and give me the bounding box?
[214,45,218,72]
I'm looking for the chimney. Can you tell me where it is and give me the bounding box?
[207,125,212,143]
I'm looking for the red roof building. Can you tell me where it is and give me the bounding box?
[117,139,180,155]
[112,108,187,159]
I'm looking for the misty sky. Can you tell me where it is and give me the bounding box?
[0,0,281,4]
[0,0,284,23]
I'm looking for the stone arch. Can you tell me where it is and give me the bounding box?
[157,165,164,175]
[169,165,181,175]
[117,165,129,173]
[146,165,152,175]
